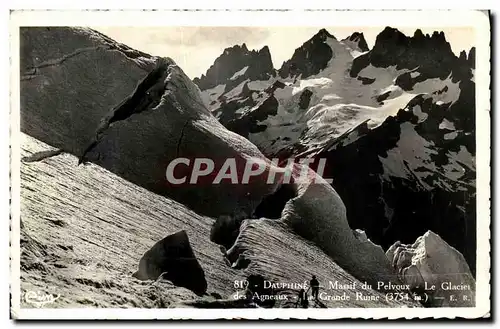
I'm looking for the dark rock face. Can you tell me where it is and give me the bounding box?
[342,32,369,52]
[317,93,476,273]
[468,47,476,68]
[350,27,473,90]
[253,183,297,219]
[357,76,375,85]
[376,91,391,103]
[225,94,280,139]
[133,230,208,295]
[278,29,335,79]
[210,216,244,250]
[193,44,275,91]
[214,82,255,125]
[298,89,313,109]
[20,27,156,158]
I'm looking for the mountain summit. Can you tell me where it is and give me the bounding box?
[193,43,275,92]
[341,32,369,53]
[278,28,338,79]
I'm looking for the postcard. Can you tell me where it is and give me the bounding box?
[10,9,491,319]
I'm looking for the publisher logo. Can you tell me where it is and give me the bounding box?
[24,290,60,307]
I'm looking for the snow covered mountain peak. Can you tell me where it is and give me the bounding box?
[278,28,346,79]
[197,27,474,159]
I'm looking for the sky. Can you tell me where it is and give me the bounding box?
[94,26,475,79]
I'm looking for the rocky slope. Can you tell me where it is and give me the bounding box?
[195,27,476,272]
[18,27,428,310]
[20,135,235,308]
[20,134,418,308]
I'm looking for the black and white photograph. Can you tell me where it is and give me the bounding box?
[9,9,491,319]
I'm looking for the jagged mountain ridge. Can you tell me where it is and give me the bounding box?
[196,27,473,156]
[279,29,370,79]
[193,43,276,93]
[194,27,476,271]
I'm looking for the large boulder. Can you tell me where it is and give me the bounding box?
[20,27,156,158]
[133,230,207,296]
[20,27,285,219]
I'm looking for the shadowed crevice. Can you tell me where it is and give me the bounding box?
[253,183,298,219]
[79,59,172,164]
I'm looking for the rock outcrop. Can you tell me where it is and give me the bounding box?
[386,231,475,307]
[341,32,369,53]
[21,27,283,220]
[350,27,474,91]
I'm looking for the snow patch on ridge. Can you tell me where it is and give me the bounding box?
[448,146,475,171]
[439,118,456,131]
[412,74,461,105]
[358,65,407,87]
[321,94,342,101]
[339,38,368,59]
[440,146,475,183]
[248,80,275,91]
[292,77,333,96]
[412,105,428,123]
[444,131,458,140]
[410,71,421,78]
[230,66,249,80]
